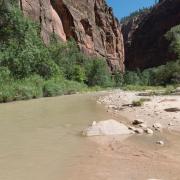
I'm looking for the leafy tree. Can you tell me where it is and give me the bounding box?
[0,7,59,79]
[165,25,180,59]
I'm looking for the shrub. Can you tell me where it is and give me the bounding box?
[0,75,44,102]
[113,71,124,87]
[0,6,59,79]
[0,67,11,84]
[132,98,151,107]
[43,80,65,97]
[86,58,112,87]
[165,25,180,59]
[124,71,141,85]
[132,100,143,107]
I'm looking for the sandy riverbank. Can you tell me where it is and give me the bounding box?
[98,89,180,132]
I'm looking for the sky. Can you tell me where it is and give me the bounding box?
[106,0,156,19]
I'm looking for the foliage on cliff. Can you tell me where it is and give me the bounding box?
[0,4,114,102]
[165,25,180,59]
[120,7,151,23]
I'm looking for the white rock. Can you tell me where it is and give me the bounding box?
[134,128,144,134]
[153,123,162,130]
[175,87,180,92]
[92,121,96,126]
[156,141,164,145]
[132,119,145,125]
[108,105,118,109]
[168,122,174,126]
[145,128,154,134]
[82,119,133,137]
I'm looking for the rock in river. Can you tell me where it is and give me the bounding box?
[82,119,133,137]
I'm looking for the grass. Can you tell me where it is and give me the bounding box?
[0,75,88,103]
[132,98,151,107]
[132,100,144,107]
[121,85,177,95]
[0,75,178,104]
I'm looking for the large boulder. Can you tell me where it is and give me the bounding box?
[82,119,132,136]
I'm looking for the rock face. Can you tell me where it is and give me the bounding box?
[19,0,125,72]
[122,9,150,50]
[122,0,180,70]
[19,0,66,43]
[82,119,132,136]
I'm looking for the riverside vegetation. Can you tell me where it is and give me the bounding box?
[0,2,179,103]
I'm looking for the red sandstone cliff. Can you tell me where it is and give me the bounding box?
[19,0,125,72]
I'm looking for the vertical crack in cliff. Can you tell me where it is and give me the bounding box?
[19,0,23,10]
[50,0,77,40]
[38,0,42,33]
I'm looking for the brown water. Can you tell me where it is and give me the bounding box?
[0,93,180,180]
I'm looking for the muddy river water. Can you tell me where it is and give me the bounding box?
[0,93,180,180]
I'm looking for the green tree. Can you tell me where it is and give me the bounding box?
[165,25,180,59]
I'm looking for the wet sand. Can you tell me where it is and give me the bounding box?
[67,132,180,180]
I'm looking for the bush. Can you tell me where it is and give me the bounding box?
[48,39,86,81]
[0,67,11,84]
[86,58,112,87]
[64,80,87,94]
[43,80,65,97]
[165,25,180,59]
[0,7,59,79]
[124,71,141,85]
[113,71,124,87]
[0,75,44,102]
[132,100,143,107]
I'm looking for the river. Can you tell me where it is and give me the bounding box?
[0,93,180,180]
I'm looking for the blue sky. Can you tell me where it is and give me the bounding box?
[106,0,156,19]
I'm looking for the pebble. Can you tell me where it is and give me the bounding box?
[132,119,145,125]
[145,128,154,134]
[168,122,174,126]
[92,121,97,126]
[153,123,162,130]
[156,141,164,145]
[128,126,137,131]
[134,128,144,134]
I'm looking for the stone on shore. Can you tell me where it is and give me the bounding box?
[134,128,144,134]
[132,119,145,125]
[145,128,154,134]
[153,123,162,130]
[156,141,164,145]
[82,119,133,137]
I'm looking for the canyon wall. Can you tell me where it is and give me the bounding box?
[122,0,180,70]
[19,0,125,72]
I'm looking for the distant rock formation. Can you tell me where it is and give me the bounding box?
[122,0,180,70]
[19,0,125,72]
